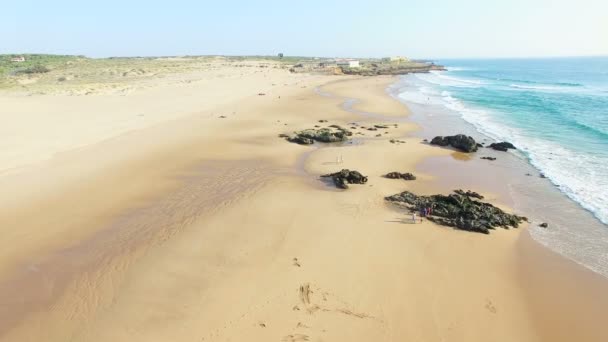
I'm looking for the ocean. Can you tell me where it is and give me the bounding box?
[394,56,608,276]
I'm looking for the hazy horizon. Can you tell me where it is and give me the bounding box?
[3,0,607,59]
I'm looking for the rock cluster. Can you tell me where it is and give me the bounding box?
[384,172,416,180]
[385,190,527,234]
[454,189,483,199]
[285,127,352,145]
[488,142,516,152]
[321,169,368,189]
[430,134,478,152]
[481,156,497,161]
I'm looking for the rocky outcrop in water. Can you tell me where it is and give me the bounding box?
[488,142,516,152]
[321,169,368,189]
[340,63,446,76]
[385,190,526,234]
[384,172,416,181]
[285,127,352,145]
[430,134,478,152]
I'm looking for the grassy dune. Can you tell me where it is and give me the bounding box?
[0,54,296,93]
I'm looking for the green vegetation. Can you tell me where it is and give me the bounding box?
[0,53,441,93]
[15,65,51,75]
[0,54,83,76]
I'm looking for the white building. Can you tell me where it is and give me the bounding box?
[336,59,360,68]
[387,56,410,63]
[10,56,26,62]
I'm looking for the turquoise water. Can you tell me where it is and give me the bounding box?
[401,57,608,226]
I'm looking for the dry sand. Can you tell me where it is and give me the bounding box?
[1,64,607,341]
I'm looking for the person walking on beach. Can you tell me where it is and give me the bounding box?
[412,212,417,223]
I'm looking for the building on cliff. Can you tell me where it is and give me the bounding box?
[336,59,360,68]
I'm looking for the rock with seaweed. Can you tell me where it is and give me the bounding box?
[385,190,526,234]
[384,172,416,180]
[284,126,352,145]
[321,169,368,189]
[430,134,478,152]
[487,142,516,152]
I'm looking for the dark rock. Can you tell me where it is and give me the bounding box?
[318,119,328,123]
[385,190,525,234]
[375,134,382,137]
[287,135,314,145]
[219,115,227,118]
[321,169,368,189]
[540,173,546,178]
[367,127,378,131]
[430,134,478,152]
[384,172,416,180]
[423,139,429,142]
[539,222,548,228]
[374,124,389,129]
[487,142,516,152]
[285,126,353,145]
[258,93,266,96]
[481,157,497,161]
[454,189,484,199]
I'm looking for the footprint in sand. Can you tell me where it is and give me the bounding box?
[296,322,310,329]
[485,299,497,314]
[299,284,312,305]
[282,334,310,342]
[296,283,372,318]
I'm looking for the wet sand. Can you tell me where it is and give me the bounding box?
[1,68,607,341]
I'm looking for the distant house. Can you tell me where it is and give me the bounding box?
[319,61,337,68]
[10,56,26,62]
[336,59,360,68]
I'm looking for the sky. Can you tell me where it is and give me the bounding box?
[2,0,607,59]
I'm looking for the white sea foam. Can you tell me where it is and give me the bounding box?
[406,71,608,225]
[509,83,563,91]
[436,90,608,225]
[445,66,475,71]
[414,72,483,88]
[400,63,608,277]
[397,86,444,105]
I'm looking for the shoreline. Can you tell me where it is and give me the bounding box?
[390,74,608,276]
[1,68,607,341]
[391,70,608,278]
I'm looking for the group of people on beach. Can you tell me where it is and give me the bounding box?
[412,206,433,223]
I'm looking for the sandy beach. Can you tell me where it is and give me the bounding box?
[1,60,608,342]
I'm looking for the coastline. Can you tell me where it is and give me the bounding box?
[388,74,608,340]
[0,66,607,341]
[393,66,608,278]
